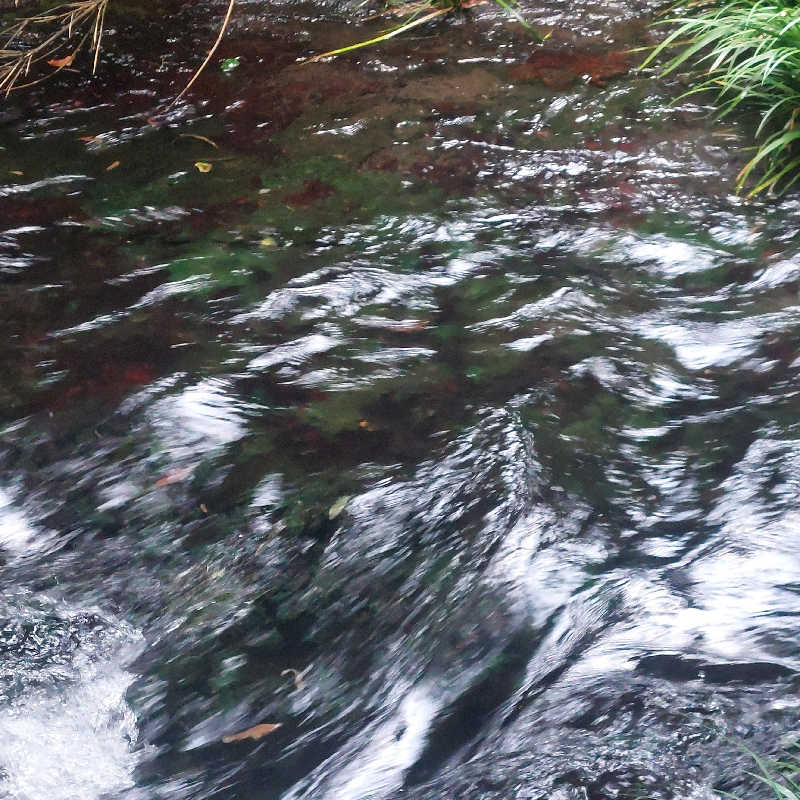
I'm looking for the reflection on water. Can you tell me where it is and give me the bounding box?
[2,0,800,797]
[0,490,38,554]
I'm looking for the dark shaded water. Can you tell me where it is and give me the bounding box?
[2,0,800,797]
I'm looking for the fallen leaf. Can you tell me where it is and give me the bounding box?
[222,723,282,743]
[200,503,209,514]
[47,53,75,68]
[154,466,193,487]
[328,495,351,520]
[260,236,277,248]
[220,56,241,73]
[8,170,22,176]
[106,160,120,171]
[195,161,213,173]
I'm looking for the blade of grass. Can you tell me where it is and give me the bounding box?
[305,6,450,62]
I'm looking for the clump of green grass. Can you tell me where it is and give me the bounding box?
[737,746,800,800]
[643,0,800,196]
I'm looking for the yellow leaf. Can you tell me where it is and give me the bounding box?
[328,495,351,520]
[222,723,282,743]
[195,161,213,173]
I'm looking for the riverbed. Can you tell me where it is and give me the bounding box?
[1,0,800,797]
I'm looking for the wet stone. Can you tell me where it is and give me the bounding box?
[511,47,631,88]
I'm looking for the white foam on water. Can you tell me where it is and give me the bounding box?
[148,377,253,460]
[0,614,145,800]
[0,489,38,554]
[289,685,438,800]
[332,687,437,800]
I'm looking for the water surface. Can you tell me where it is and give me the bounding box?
[2,0,800,797]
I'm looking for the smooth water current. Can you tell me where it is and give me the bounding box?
[2,0,800,797]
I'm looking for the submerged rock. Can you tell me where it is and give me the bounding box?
[511,48,631,88]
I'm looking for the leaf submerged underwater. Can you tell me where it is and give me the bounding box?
[222,723,282,743]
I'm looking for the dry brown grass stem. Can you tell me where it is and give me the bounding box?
[0,0,109,94]
[168,0,235,108]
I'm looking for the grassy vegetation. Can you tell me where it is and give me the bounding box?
[739,747,800,800]
[0,0,538,99]
[0,0,108,93]
[0,0,219,100]
[644,0,800,196]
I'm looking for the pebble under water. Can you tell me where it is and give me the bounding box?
[2,0,800,797]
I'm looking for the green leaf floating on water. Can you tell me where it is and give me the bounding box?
[220,56,241,73]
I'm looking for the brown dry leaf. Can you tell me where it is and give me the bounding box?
[200,503,209,514]
[8,170,23,176]
[47,53,75,69]
[154,466,193,487]
[222,723,282,743]
[106,160,120,172]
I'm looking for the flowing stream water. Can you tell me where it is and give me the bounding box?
[2,0,800,797]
